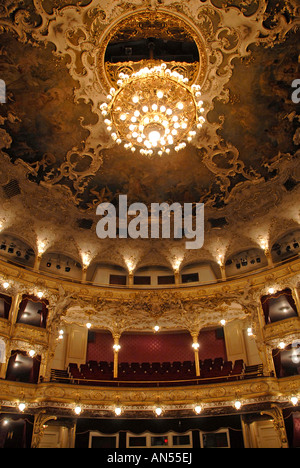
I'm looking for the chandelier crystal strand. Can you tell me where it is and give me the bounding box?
[100,63,205,156]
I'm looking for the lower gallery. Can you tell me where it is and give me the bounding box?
[0,0,299,451]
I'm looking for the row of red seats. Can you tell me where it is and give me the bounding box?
[68,359,244,384]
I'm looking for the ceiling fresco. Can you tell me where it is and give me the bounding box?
[0,0,299,268]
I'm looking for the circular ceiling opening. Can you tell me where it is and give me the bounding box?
[98,10,207,90]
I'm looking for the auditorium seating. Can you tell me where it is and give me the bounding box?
[66,358,246,386]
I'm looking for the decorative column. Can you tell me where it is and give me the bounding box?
[220,264,226,281]
[9,292,23,334]
[34,255,42,271]
[113,333,121,379]
[292,287,300,316]
[174,271,180,286]
[0,339,10,379]
[255,303,276,376]
[31,413,57,448]
[265,249,274,267]
[81,267,87,283]
[261,405,289,448]
[191,332,200,377]
[128,273,134,287]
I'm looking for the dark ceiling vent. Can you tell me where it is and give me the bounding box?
[283,177,298,192]
[208,217,228,229]
[77,218,94,230]
[2,179,21,199]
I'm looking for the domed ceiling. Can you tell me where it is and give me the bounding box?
[0,0,299,270]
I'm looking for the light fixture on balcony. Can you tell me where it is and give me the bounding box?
[155,406,163,417]
[234,400,242,410]
[74,405,82,415]
[100,63,205,156]
[114,407,122,416]
[18,402,26,412]
[291,396,299,406]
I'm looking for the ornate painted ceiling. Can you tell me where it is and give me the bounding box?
[0,0,299,270]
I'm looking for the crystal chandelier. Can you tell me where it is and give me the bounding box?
[100,63,205,156]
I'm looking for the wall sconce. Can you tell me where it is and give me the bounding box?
[82,252,91,269]
[37,291,44,299]
[29,350,35,357]
[86,322,92,329]
[113,344,121,352]
[2,282,10,290]
[259,239,268,251]
[37,240,47,257]
[192,342,200,350]
[220,319,226,326]
[153,325,160,333]
[278,342,286,350]
[194,405,202,415]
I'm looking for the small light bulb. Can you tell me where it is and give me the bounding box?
[194,405,202,414]
[115,407,122,416]
[74,405,82,415]
[234,400,242,410]
[154,325,160,332]
[2,282,9,289]
[291,396,299,406]
[18,403,26,412]
[155,407,162,416]
[220,319,226,326]
[86,323,92,329]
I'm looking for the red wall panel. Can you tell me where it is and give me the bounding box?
[86,328,227,364]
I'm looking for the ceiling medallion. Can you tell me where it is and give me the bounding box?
[100,62,205,156]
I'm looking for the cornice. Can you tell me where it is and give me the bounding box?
[0,375,298,419]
